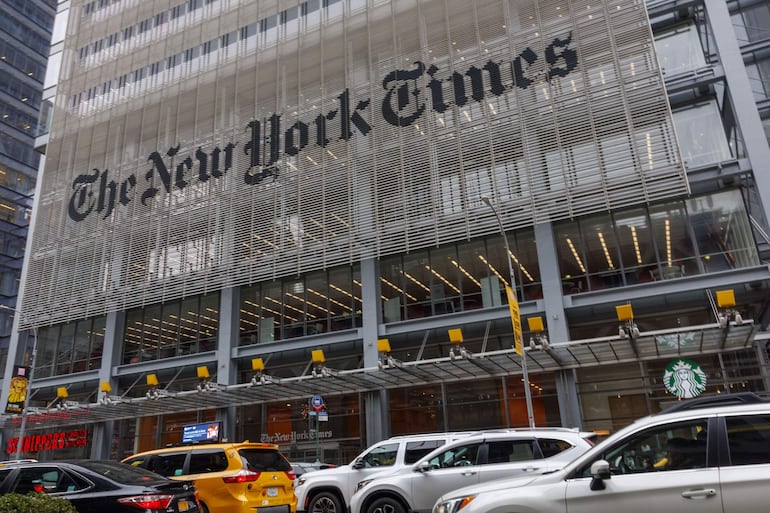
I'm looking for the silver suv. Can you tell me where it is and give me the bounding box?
[433,393,770,513]
[295,432,472,513]
[350,428,596,513]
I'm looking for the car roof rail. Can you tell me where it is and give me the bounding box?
[659,392,767,413]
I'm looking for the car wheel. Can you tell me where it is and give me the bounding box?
[199,501,210,513]
[367,497,406,513]
[309,491,343,513]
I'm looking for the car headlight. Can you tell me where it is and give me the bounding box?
[297,477,307,487]
[354,479,374,493]
[433,495,476,513]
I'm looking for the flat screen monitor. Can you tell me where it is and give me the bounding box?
[181,421,222,444]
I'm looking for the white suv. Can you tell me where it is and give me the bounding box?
[350,428,596,513]
[295,432,472,513]
[433,393,770,513]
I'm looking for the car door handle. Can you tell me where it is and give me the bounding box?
[461,471,477,476]
[523,467,539,472]
[681,488,717,500]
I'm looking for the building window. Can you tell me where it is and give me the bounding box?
[731,0,770,44]
[672,101,733,168]
[34,317,106,379]
[239,264,361,345]
[554,191,759,292]
[654,21,706,77]
[122,293,219,364]
[380,232,540,322]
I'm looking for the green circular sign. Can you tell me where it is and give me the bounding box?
[663,359,707,399]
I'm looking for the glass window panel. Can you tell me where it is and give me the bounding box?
[260,282,282,341]
[90,316,105,369]
[554,222,588,294]
[649,200,697,279]
[456,240,487,311]
[72,319,92,372]
[284,279,308,338]
[654,21,706,77]
[580,213,623,291]
[686,190,760,272]
[240,284,260,346]
[306,271,329,334]
[741,1,770,42]
[178,297,199,355]
[514,230,542,300]
[428,246,460,316]
[35,325,58,378]
[159,302,181,356]
[673,101,732,168]
[57,323,75,375]
[199,294,219,351]
[124,309,143,363]
[381,255,405,322]
[141,304,162,362]
[402,251,431,319]
[390,384,445,434]
[614,207,657,284]
[329,266,356,331]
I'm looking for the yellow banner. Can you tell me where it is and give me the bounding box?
[505,285,523,356]
[5,366,30,414]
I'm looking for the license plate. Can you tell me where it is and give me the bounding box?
[267,487,278,497]
[178,499,190,511]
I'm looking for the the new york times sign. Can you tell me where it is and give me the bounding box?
[68,34,577,222]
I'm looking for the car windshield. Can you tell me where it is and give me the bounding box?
[77,461,168,484]
[239,449,291,472]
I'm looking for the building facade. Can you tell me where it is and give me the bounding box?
[0,0,56,373]
[1,0,770,463]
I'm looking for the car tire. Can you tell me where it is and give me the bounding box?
[199,501,210,513]
[309,491,344,513]
[367,497,407,513]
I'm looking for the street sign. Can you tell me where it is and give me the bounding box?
[505,285,523,356]
[310,395,325,412]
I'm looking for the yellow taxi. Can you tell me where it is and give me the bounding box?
[123,441,297,513]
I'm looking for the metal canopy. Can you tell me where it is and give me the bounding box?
[3,322,757,431]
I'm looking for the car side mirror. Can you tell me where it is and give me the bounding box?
[589,460,610,491]
[416,461,431,473]
[352,459,365,469]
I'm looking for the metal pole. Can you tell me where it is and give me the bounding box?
[0,305,38,459]
[481,197,536,428]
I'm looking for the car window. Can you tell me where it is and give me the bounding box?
[359,443,399,467]
[239,448,291,472]
[578,418,708,476]
[0,468,12,486]
[425,443,482,469]
[486,440,535,463]
[144,452,188,476]
[725,414,770,465]
[189,450,229,473]
[78,461,170,484]
[538,438,574,458]
[405,440,445,464]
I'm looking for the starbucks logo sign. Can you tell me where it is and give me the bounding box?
[663,359,707,399]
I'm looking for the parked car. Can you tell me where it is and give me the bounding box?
[295,432,474,513]
[291,461,336,477]
[432,394,770,513]
[0,459,200,513]
[350,428,596,513]
[123,441,296,513]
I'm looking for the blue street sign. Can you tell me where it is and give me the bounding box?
[311,395,324,411]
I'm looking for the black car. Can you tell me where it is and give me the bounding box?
[0,460,201,513]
